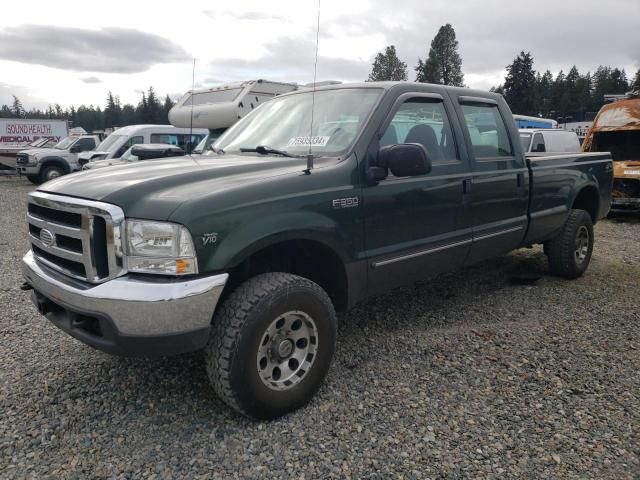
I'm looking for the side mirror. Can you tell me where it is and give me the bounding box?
[70,145,81,153]
[377,143,432,177]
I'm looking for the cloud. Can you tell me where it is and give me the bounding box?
[206,37,370,84]
[334,0,639,81]
[203,10,282,21]
[0,82,51,109]
[0,25,189,73]
[81,76,102,84]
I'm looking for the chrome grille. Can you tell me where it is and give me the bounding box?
[27,192,126,283]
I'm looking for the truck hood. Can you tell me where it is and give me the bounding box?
[84,158,126,169]
[79,150,109,160]
[38,154,309,220]
[22,147,68,157]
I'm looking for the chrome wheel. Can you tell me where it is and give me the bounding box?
[256,310,318,391]
[574,225,590,264]
[45,169,62,181]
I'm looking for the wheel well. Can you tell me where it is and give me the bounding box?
[225,239,349,312]
[572,186,599,223]
[41,158,70,174]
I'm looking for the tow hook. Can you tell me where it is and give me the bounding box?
[19,281,33,291]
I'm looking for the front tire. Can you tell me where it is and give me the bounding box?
[26,175,41,185]
[205,273,337,419]
[40,165,64,183]
[547,209,594,279]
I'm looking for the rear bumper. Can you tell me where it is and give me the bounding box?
[611,197,640,209]
[22,250,228,356]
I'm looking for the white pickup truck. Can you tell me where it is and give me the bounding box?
[15,135,100,184]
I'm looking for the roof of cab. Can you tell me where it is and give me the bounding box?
[279,81,504,101]
[111,124,207,135]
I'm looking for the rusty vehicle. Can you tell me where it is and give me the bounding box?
[582,91,640,209]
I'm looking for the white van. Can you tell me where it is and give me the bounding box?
[519,128,581,154]
[78,124,207,165]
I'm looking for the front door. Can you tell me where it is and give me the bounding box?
[362,93,473,295]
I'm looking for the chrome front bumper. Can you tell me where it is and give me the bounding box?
[22,250,228,355]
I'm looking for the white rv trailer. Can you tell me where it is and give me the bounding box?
[169,79,298,153]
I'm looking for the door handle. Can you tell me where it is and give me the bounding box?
[516,173,525,188]
[462,178,472,195]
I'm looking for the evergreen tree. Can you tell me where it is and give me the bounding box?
[12,95,25,117]
[163,95,175,123]
[136,92,148,123]
[146,87,162,124]
[367,45,408,82]
[536,70,554,116]
[633,69,640,90]
[0,105,12,118]
[415,24,464,86]
[503,51,537,115]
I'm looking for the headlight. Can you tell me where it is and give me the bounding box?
[28,154,38,165]
[125,219,197,275]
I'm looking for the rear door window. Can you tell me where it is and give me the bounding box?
[460,103,514,159]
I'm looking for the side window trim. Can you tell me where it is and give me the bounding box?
[377,92,461,165]
[458,99,516,161]
[377,92,444,140]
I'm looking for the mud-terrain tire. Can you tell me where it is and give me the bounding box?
[547,209,594,279]
[205,273,337,419]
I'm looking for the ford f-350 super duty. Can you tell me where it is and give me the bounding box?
[22,82,613,419]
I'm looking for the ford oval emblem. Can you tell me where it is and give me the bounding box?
[40,229,56,248]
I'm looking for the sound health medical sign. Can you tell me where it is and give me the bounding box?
[0,119,68,148]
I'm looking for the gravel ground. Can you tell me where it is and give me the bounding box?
[1,175,638,479]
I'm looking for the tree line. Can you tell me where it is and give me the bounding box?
[367,24,640,122]
[0,87,176,133]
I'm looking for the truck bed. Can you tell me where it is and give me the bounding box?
[524,152,613,245]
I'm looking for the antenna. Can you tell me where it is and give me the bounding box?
[306,0,321,173]
[189,57,196,156]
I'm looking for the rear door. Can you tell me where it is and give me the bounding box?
[449,95,529,263]
[362,92,473,295]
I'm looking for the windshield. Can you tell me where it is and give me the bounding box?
[215,88,383,156]
[96,134,125,153]
[519,133,532,151]
[193,129,227,154]
[184,88,242,106]
[54,137,76,150]
[120,147,139,162]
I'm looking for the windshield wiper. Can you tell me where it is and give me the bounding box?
[239,145,299,158]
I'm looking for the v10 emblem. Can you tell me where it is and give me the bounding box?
[202,233,218,246]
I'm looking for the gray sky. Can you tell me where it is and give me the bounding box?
[0,0,638,109]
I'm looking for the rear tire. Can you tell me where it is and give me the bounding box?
[547,209,593,279]
[205,273,337,419]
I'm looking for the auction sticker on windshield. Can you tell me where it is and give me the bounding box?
[287,136,330,147]
[624,170,640,175]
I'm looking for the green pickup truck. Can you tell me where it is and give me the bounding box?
[22,82,613,419]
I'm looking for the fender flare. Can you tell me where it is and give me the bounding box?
[39,157,71,174]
